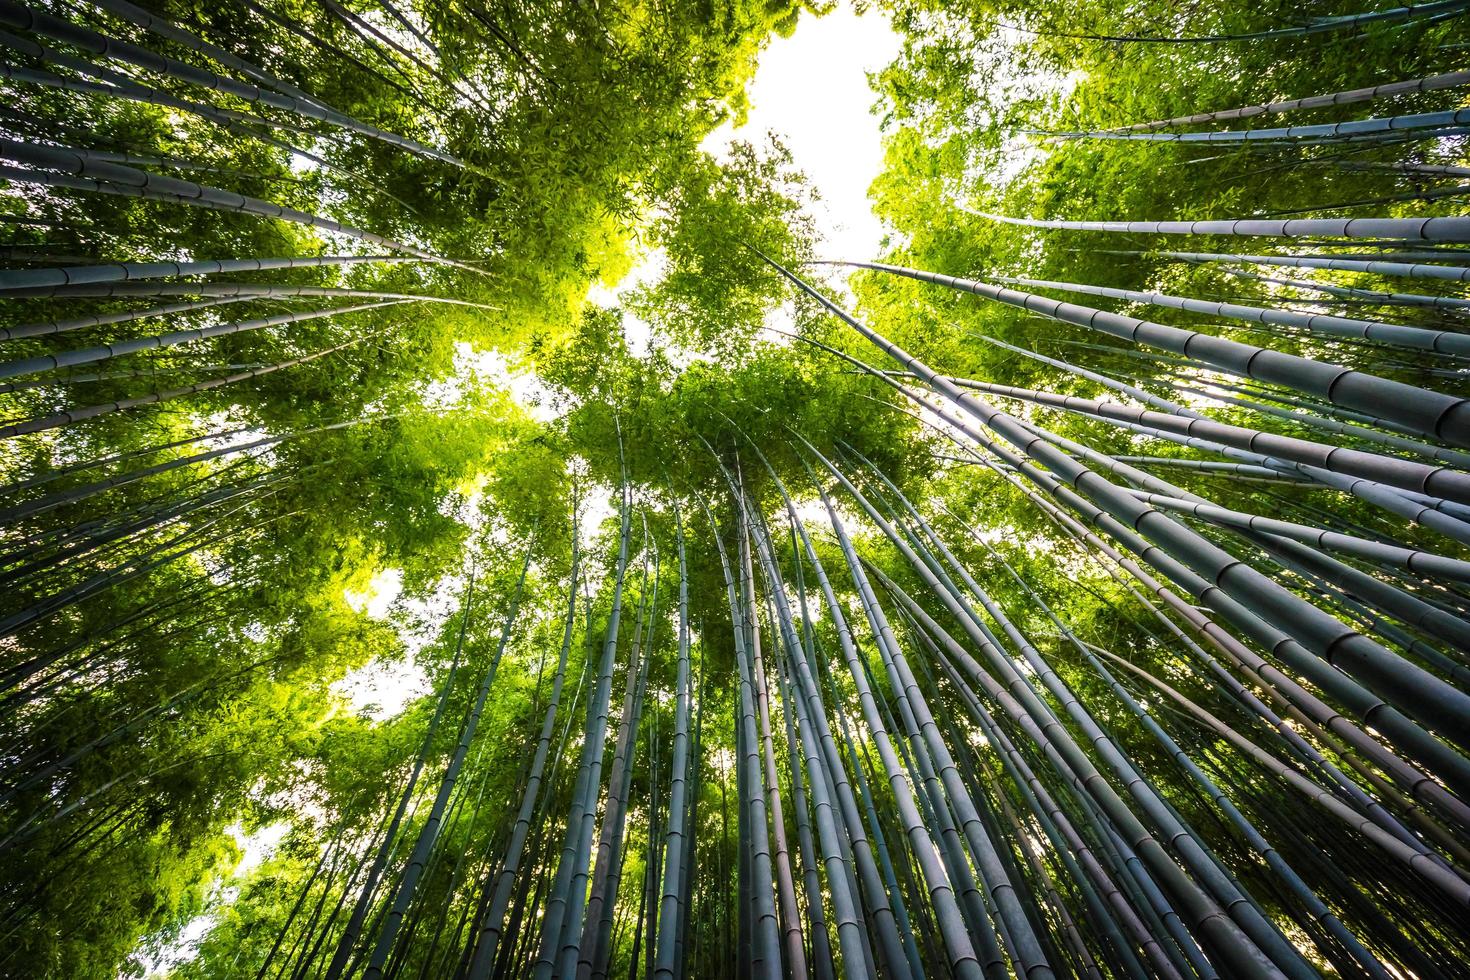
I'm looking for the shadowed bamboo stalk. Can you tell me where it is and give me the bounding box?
[1112,69,1470,131]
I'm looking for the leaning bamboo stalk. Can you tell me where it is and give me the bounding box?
[0,331,385,440]
[775,320,1470,830]
[1151,248,1470,284]
[1007,0,1470,44]
[836,260,1470,447]
[0,140,458,264]
[0,296,256,343]
[1113,69,1470,132]
[0,300,399,381]
[1226,267,1470,311]
[977,272,1470,350]
[929,439,1468,848]
[0,0,463,165]
[1014,418,1470,669]
[0,254,428,294]
[1093,644,1470,909]
[463,526,580,979]
[81,0,331,107]
[961,208,1470,243]
[361,548,533,978]
[808,455,1057,978]
[323,579,475,979]
[765,259,1470,761]
[990,528,1395,975]
[744,463,885,980]
[1039,107,1470,143]
[1122,490,1470,582]
[940,374,1470,509]
[1102,414,1470,547]
[840,447,1318,980]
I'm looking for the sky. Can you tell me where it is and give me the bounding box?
[591,0,903,325]
[702,3,903,263]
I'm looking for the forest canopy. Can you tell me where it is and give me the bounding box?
[2,0,1470,978]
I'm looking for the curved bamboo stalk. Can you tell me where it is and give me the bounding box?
[463,520,579,979]
[0,300,398,381]
[0,0,463,165]
[975,272,1470,351]
[1150,248,1470,283]
[962,208,1470,243]
[999,0,1470,44]
[0,330,382,440]
[1113,69,1470,132]
[0,254,426,294]
[1039,107,1470,143]
[836,260,1470,447]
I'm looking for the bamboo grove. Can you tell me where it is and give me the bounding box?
[2,0,1470,977]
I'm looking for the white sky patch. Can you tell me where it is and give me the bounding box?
[228,821,289,877]
[702,3,902,263]
[425,342,557,422]
[331,654,430,722]
[345,567,404,619]
[586,247,668,356]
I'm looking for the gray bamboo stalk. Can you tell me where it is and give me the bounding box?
[701,493,783,979]
[1013,0,1470,44]
[961,207,1470,243]
[1123,490,1470,582]
[1013,418,1470,668]
[0,333,378,440]
[925,424,1470,846]
[652,503,693,980]
[0,420,362,526]
[836,446,1315,980]
[937,374,1470,509]
[0,300,399,381]
[0,254,427,294]
[0,139,454,263]
[1113,69,1470,132]
[1098,416,1470,547]
[1091,644,1470,909]
[967,337,1470,472]
[809,453,1058,978]
[0,282,497,312]
[983,530,1393,976]
[765,258,1470,859]
[789,463,987,980]
[463,522,580,979]
[532,479,632,980]
[0,296,254,343]
[360,547,531,977]
[976,272,1470,351]
[322,574,475,980]
[772,631,837,980]
[1040,107,1470,143]
[81,0,336,109]
[1225,267,1470,311]
[0,0,463,165]
[836,260,1470,447]
[580,553,657,980]
[745,463,884,980]
[736,497,808,980]
[1151,248,1470,284]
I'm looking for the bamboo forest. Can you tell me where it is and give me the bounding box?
[10,0,1470,977]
